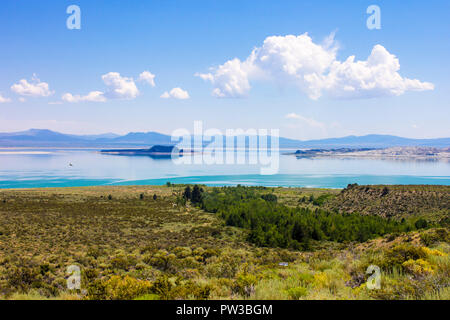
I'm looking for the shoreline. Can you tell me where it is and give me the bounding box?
[1,183,450,192]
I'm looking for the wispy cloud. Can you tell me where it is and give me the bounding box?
[285,113,326,129]
[62,91,106,103]
[0,94,11,103]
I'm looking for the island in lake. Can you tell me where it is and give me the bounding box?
[100,145,183,157]
[286,146,450,161]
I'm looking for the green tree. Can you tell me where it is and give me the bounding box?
[191,185,203,204]
[183,186,192,200]
[415,218,428,229]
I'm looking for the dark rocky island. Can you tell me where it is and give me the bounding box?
[100,145,183,156]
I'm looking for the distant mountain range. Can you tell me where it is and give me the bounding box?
[0,129,449,149]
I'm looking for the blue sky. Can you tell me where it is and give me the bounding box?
[0,0,449,139]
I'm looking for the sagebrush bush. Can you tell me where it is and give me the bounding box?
[87,275,152,300]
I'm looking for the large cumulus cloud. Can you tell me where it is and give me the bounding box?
[196,33,434,99]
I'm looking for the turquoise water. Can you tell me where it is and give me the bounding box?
[0,149,449,189]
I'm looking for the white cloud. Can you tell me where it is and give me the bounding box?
[102,72,139,100]
[11,75,54,97]
[160,87,190,100]
[61,72,141,103]
[160,91,170,99]
[195,58,253,98]
[0,94,11,103]
[197,33,434,99]
[285,113,326,129]
[138,71,156,87]
[18,97,26,103]
[62,91,106,103]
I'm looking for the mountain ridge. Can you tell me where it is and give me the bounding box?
[0,129,448,148]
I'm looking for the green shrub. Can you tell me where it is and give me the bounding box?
[381,244,427,269]
[261,194,277,203]
[286,286,308,299]
[134,293,160,300]
[420,229,449,246]
[87,275,152,300]
[415,218,428,229]
[7,266,40,293]
[110,256,130,270]
[233,272,258,297]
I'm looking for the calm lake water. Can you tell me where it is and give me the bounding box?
[1,149,449,189]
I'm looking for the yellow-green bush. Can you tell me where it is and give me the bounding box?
[402,259,435,276]
[286,286,308,300]
[233,272,258,297]
[87,275,151,300]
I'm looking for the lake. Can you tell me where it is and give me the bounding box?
[0,149,449,189]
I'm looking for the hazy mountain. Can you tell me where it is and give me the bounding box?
[0,129,448,148]
[110,132,173,145]
[290,134,450,148]
[0,129,84,146]
[71,133,121,140]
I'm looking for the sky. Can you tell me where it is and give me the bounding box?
[0,0,449,140]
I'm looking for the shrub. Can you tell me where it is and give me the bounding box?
[415,218,428,229]
[171,281,211,300]
[233,273,258,297]
[313,272,329,289]
[7,266,40,293]
[148,275,211,300]
[151,275,174,300]
[312,194,334,206]
[261,194,277,203]
[402,259,435,276]
[422,247,447,257]
[381,244,427,269]
[368,277,416,300]
[110,256,130,271]
[148,251,176,272]
[87,276,151,300]
[286,286,308,300]
[420,229,449,246]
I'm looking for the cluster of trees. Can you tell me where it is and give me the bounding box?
[197,186,425,249]
[299,194,334,206]
[183,185,204,204]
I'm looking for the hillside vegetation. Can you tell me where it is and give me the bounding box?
[200,186,424,249]
[0,185,448,300]
[326,184,449,221]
